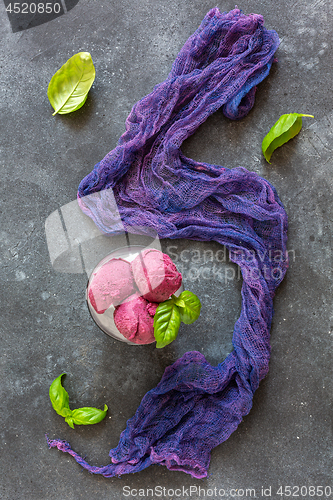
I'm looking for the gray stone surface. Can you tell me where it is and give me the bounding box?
[0,0,332,499]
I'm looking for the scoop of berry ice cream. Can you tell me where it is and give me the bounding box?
[113,293,158,344]
[88,258,136,314]
[131,249,182,302]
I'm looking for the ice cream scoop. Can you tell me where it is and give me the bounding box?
[88,258,136,314]
[113,293,158,344]
[131,249,182,302]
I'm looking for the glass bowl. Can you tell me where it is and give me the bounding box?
[86,246,184,344]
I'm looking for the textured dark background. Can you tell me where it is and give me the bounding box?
[0,1,332,499]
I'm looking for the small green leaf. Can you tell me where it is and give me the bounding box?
[262,113,314,163]
[154,300,181,348]
[64,416,75,429]
[71,405,108,426]
[47,52,95,115]
[177,290,201,324]
[49,373,72,418]
[172,295,186,308]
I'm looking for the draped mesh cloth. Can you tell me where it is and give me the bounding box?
[47,8,288,478]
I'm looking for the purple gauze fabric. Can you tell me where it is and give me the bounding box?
[47,8,288,478]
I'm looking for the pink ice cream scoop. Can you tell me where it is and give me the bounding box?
[113,293,158,344]
[88,258,136,314]
[131,249,182,302]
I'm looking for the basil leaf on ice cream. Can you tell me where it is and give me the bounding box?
[154,299,182,348]
[175,291,201,325]
[153,292,201,348]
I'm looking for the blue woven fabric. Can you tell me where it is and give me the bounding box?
[47,8,288,478]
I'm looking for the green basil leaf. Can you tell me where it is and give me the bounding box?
[172,295,186,308]
[64,415,75,429]
[262,113,314,163]
[154,300,181,348]
[70,405,108,426]
[177,290,201,324]
[47,52,95,116]
[49,373,72,418]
